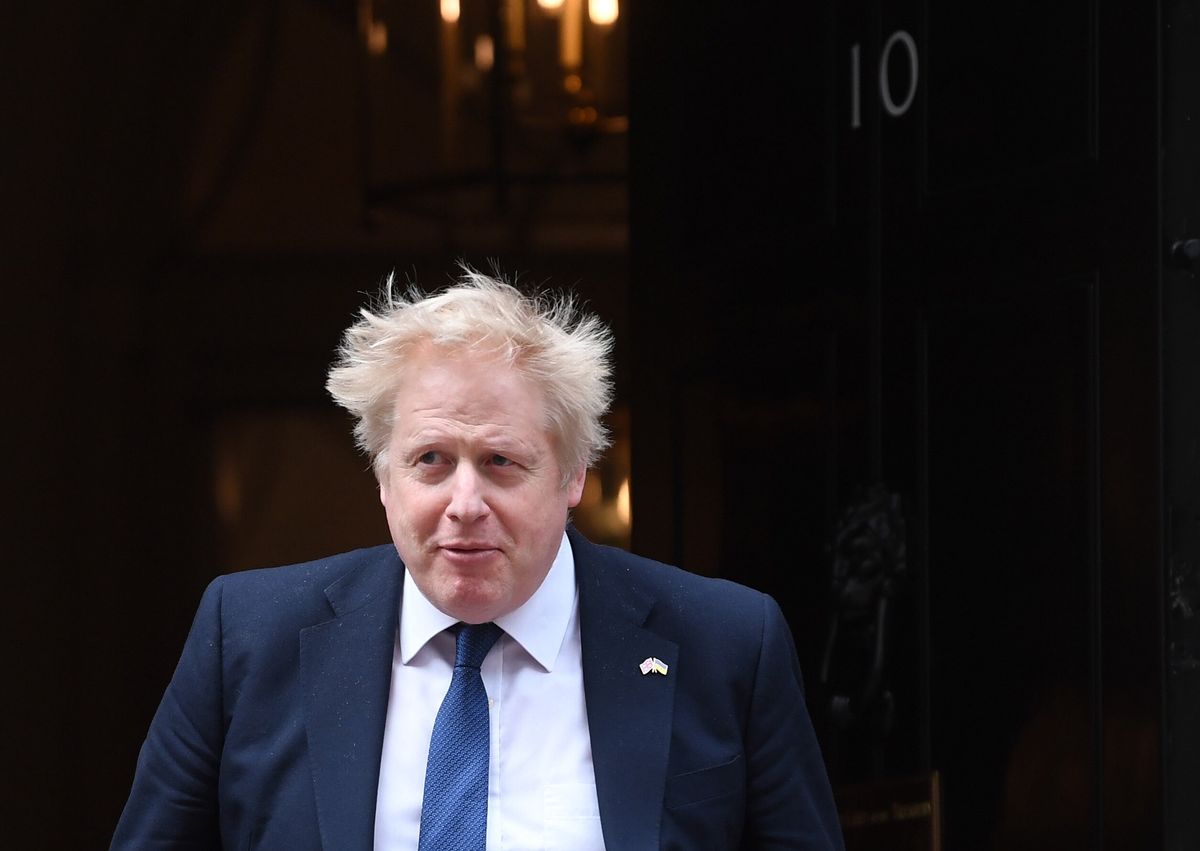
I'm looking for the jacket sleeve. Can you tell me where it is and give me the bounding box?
[110,577,227,850]
[743,593,846,850]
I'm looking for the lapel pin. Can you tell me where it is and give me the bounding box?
[639,656,669,676]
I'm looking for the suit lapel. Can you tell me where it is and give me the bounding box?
[300,548,403,850]
[572,529,678,851]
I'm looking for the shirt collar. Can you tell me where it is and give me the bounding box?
[399,531,576,672]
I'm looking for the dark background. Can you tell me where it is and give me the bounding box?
[4,1,1198,848]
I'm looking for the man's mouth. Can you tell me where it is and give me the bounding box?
[439,543,500,559]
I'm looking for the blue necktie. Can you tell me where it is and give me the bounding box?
[418,622,503,851]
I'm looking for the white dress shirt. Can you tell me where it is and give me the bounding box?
[373,532,606,851]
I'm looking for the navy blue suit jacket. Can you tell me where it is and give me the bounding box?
[112,528,844,850]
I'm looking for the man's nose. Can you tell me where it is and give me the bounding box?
[446,464,488,522]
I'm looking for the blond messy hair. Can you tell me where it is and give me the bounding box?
[326,267,614,486]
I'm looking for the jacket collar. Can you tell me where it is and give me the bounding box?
[300,546,403,850]
[572,527,679,851]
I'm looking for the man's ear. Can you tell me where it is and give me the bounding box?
[378,477,389,507]
[566,466,587,508]
[376,454,390,506]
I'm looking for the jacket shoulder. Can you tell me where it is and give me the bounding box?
[572,531,772,623]
[206,543,400,625]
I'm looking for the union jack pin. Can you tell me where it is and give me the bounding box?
[639,656,669,676]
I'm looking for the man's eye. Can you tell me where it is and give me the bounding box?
[490,454,514,467]
[417,451,441,465]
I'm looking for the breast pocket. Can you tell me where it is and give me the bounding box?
[665,753,745,810]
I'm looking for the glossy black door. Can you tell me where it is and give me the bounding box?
[628,1,1170,847]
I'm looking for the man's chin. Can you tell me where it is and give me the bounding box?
[433,577,510,624]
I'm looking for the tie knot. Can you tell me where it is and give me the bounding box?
[454,622,502,669]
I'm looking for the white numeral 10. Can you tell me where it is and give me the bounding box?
[850,30,919,128]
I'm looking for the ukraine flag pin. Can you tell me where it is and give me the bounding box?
[639,656,669,676]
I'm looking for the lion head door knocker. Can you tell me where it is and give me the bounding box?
[819,483,907,751]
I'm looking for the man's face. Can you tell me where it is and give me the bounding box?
[379,347,586,624]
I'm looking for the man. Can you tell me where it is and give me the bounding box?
[112,270,845,850]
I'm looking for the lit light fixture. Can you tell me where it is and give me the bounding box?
[357,0,628,224]
[589,0,618,26]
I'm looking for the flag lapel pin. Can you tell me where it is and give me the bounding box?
[639,656,669,676]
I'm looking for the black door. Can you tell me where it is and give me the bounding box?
[629,1,1179,846]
